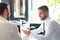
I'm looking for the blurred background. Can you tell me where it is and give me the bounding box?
[0,0,60,31]
[0,0,60,23]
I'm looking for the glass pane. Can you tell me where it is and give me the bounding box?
[14,0,25,18]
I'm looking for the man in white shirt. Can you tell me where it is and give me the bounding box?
[0,3,22,40]
[22,5,60,40]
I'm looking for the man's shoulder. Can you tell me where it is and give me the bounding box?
[7,21,17,27]
[0,20,17,27]
[8,21,16,25]
[0,19,16,25]
[48,18,57,23]
[48,19,58,26]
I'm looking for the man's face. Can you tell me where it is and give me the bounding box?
[6,8,10,20]
[38,9,48,20]
[4,7,10,20]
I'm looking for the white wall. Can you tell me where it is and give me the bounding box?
[0,0,1,2]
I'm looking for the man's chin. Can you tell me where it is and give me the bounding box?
[40,18,43,20]
[40,18,45,20]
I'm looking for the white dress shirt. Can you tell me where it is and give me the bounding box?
[0,16,22,40]
[28,17,60,40]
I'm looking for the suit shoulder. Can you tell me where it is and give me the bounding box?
[49,19,57,24]
[5,21,17,28]
[48,19,59,27]
[6,21,16,25]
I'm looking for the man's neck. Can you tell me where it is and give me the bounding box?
[0,14,7,20]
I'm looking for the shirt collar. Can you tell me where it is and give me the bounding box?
[0,16,7,21]
[42,17,51,23]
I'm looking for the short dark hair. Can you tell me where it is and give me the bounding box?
[0,3,8,14]
[38,5,49,12]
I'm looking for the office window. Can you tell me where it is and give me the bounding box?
[10,0,28,21]
[47,0,60,24]
[14,0,25,18]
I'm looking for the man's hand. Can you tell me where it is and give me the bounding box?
[22,28,31,36]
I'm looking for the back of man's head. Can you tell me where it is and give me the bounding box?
[0,3,8,14]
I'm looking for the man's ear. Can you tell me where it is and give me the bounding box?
[3,9,7,16]
[3,9,8,19]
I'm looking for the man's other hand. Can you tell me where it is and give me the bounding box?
[22,28,31,36]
